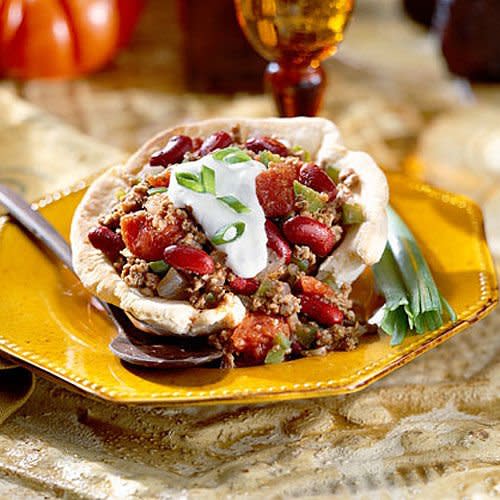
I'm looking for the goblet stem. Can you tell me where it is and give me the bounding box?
[265,61,326,117]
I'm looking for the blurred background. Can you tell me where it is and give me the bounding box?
[0,2,499,498]
[1,0,498,258]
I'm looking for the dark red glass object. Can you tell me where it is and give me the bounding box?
[436,0,500,81]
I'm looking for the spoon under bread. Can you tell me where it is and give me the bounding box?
[0,184,222,368]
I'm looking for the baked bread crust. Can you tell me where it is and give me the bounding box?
[71,117,388,335]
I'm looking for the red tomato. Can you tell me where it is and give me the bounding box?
[231,313,290,365]
[256,163,299,218]
[297,275,335,298]
[121,211,184,262]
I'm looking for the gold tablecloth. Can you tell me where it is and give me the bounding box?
[0,0,498,497]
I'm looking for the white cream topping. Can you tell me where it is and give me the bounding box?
[167,154,268,278]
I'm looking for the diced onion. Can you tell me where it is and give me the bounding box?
[157,268,186,299]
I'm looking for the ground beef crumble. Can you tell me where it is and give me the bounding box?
[323,282,353,314]
[315,324,364,352]
[336,167,359,205]
[248,280,301,317]
[178,208,208,248]
[186,260,228,309]
[121,183,148,213]
[99,183,149,229]
[121,256,160,297]
[291,245,317,273]
[145,194,191,235]
[231,124,242,144]
[90,128,373,366]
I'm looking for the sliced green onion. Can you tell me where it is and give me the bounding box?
[342,203,365,224]
[212,147,241,160]
[295,324,317,348]
[292,145,311,161]
[264,349,285,365]
[256,279,273,297]
[147,187,168,195]
[201,165,216,194]
[205,292,217,305]
[320,272,341,292]
[264,333,291,364]
[293,180,325,212]
[115,188,126,200]
[326,166,340,183]
[213,147,251,164]
[217,195,250,214]
[224,151,252,164]
[259,151,281,167]
[175,171,204,193]
[291,257,309,272]
[149,260,170,274]
[211,221,245,245]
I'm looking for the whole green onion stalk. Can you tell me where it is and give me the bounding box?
[372,206,456,345]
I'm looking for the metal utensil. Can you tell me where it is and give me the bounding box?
[0,184,222,368]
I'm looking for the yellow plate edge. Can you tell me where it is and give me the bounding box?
[0,170,497,405]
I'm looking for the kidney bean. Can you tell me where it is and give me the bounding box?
[291,341,304,355]
[200,131,233,156]
[229,276,259,295]
[163,245,215,275]
[282,216,335,257]
[300,294,344,326]
[299,163,337,200]
[245,136,290,156]
[88,226,125,261]
[265,220,292,264]
[150,135,193,166]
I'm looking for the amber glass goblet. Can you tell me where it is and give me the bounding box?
[234,0,355,117]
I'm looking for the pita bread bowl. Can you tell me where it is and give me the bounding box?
[71,117,389,366]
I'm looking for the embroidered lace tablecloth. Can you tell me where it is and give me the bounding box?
[0,0,498,498]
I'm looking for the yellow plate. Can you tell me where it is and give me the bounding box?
[0,173,497,405]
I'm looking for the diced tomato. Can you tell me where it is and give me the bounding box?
[297,275,335,298]
[231,313,290,365]
[120,211,184,261]
[147,169,171,188]
[256,163,299,217]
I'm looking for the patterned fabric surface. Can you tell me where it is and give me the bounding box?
[0,0,498,498]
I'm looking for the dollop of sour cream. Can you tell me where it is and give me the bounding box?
[167,154,268,278]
